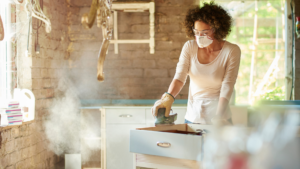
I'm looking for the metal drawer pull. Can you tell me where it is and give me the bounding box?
[119,114,132,118]
[157,142,171,148]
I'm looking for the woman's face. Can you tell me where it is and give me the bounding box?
[193,21,214,38]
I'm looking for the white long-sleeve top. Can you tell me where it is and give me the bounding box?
[174,40,241,123]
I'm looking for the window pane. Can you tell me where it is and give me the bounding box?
[0,2,7,99]
[0,2,15,100]
[202,0,286,105]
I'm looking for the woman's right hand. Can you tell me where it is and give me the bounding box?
[151,93,175,118]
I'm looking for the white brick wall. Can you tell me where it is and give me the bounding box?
[0,0,69,168]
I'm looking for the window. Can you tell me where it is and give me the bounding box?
[202,0,288,105]
[0,2,17,100]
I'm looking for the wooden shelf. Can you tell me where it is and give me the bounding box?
[111,2,155,54]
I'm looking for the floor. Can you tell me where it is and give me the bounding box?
[52,160,151,169]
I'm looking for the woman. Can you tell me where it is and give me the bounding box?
[151,2,241,125]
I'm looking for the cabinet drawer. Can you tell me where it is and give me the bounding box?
[130,124,202,161]
[106,108,146,124]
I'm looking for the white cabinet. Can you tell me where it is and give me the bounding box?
[102,106,187,169]
[106,124,146,169]
[102,107,150,169]
[101,106,247,169]
[106,108,146,124]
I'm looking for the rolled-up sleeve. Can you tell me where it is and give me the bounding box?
[220,45,241,101]
[173,41,191,84]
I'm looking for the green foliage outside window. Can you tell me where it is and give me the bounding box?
[201,0,287,104]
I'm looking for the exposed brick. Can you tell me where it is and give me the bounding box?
[30,134,38,145]
[19,125,28,137]
[32,89,41,99]
[10,150,21,165]
[33,153,41,164]
[0,154,10,169]
[72,41,101,51]
[144,69,168,77]
[156,41,182,51]
[156,6,190,16]
[119,13,149,25]
[11,128,19,138]
[22,136,31,148]
[36,162,45,169]
[6,165,14,169]
[154,77,173,86]
[32,57,45,68]
[1,130,11,143]
[51,59,63,68]
[44,98,53,109]
[119,87,146,98]
[105,69,143,78]
[119,50,145,59]
[16,160,28,169]
[32,79,43,89]
[105,60,132,68]
[41,69,49,78]
[146,87,169,95]
[25,156,35,169]
[35,99,44,110]
[118,24,130,33]
[48,69,58,78]
[127,78,156,86]
[5,141,15,154]
[37,142,45,154]
[14,137,22,150]
[158,24,181,33]
[132,60,156,68]
[39,151,45,161]
[119,44,150,51]
[21,147,30,160]
[42,79,52,88]
[169,68,176,77]
[156,58,177,69]
[29,145,37,157]
[44,59,52,68]
[31,68,41,78]
[131,24,150,34]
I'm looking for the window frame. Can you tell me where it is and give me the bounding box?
[0,2,13,100]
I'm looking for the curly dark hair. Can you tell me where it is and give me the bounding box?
[184,1,233,41]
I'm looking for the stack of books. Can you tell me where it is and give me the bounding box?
[0,100,19,108]
[0,100,22,126]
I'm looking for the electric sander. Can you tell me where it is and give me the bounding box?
[155,108,177,126]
